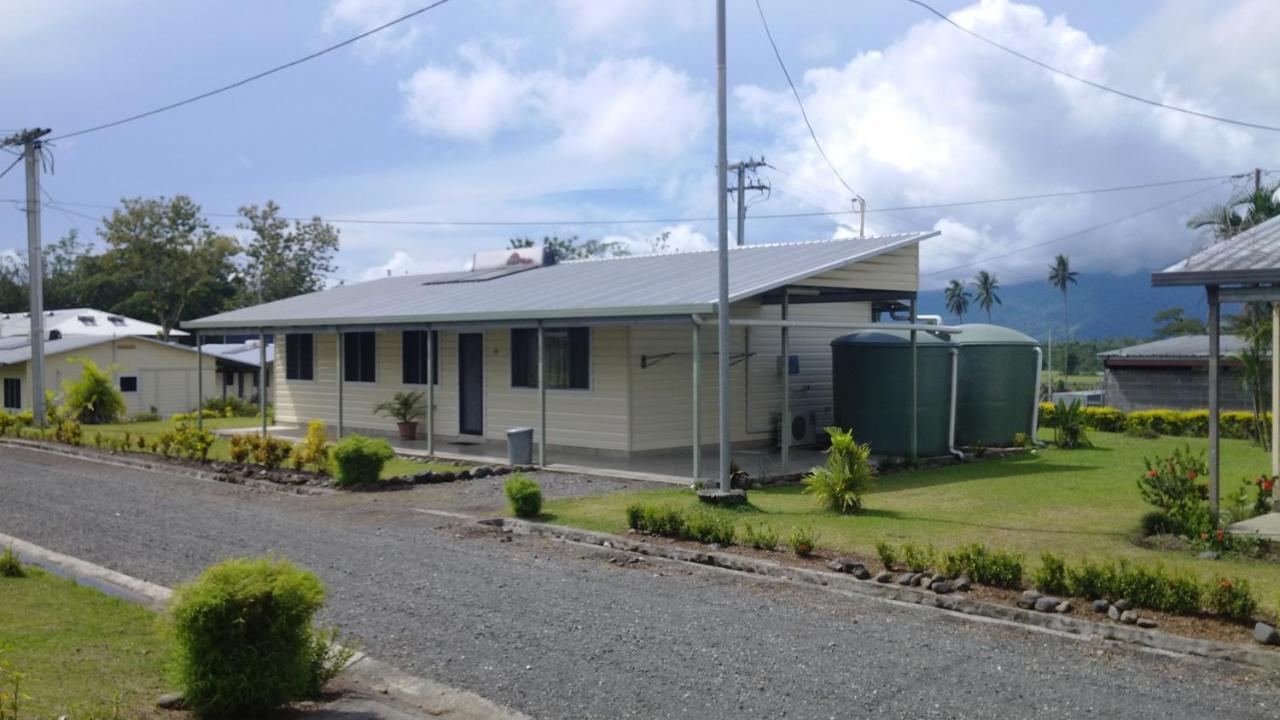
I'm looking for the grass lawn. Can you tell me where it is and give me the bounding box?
[544,431,1280,611]
[0,567,170,718]
[79,417,462,479]
[1043,371,1103,390]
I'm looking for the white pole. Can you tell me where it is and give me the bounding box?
[259,329,267,436]
[196,332,203,431]
[780,288,790,471]
[538,322,546,467]
[692,321,702,481]
[426,327,435,456]
[24,138,45,427]
[1271,303,1278,507]
[714,0,732,493]
[336,331,345,438]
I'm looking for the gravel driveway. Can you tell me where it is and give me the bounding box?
[1,446,1277,719]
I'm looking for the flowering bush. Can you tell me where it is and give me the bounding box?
[1137,443,1207,521]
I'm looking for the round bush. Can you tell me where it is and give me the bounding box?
[330,434,396,487]
[504,475,543,518]
[169,557,325,718]
[1140,510,1182,537]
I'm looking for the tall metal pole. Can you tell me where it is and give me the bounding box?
[24,138,46,426]
[426,327,435,456]
[196,332,204,431]
[336,332,345,438]
[259,330,268,436]
[538,322,547,467]
[692,321,702,481]
[1208,286,1220,524]
[735,163,746,247]
[909,298,919,462]
[715,0,732,492]
[780,288,790,471]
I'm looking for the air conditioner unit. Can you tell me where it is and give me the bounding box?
[789,412,817,446]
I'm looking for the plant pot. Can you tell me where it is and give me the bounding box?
[396,421,418,441]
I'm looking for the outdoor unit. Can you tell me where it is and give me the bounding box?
[789,411,817,446]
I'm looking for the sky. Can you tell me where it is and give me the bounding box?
[1,0,1277,290]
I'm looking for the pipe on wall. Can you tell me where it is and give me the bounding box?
[1031,346,1043,444]
[948,348,963,460]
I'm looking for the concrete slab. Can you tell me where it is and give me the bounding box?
[1227,511,1280,539]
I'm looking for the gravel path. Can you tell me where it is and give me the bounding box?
[2,446,1278,719]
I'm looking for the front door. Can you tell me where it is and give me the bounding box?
[458,333,484,436]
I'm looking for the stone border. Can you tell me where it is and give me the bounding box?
[491,517,1280,673]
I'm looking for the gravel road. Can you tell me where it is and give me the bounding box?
[1,446,1277,719]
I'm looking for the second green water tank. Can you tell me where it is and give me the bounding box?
[952,323,1040,446]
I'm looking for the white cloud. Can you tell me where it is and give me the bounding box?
[357,250,466,281]
[601,224,712,255]
[323,0,424,58]
[552,0,705,44]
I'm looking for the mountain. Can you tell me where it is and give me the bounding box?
[917,272,1204,341]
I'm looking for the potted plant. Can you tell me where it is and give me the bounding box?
[372,391,426,441]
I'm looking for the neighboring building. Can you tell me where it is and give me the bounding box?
[200,340,274,403]
[1099,335,1257,412]
[185,234,936,459]
[0,308,180,338]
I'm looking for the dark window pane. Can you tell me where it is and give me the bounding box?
[344,331,376,382]
[510,329,536,388]
[119,376,138,393]
[511,327,589,390]
[285,333,314,381]
[568,327,590,389]
[3,378,19,409]
[402,331,421,384]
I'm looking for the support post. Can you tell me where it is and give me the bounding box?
[538,322,547,467]
[1208,286,1220,524]
[426,327,435,456]
[24,138,45,427]
[909,299,919,462]
[1272,302,1278,507]
[336,331,345,438]
[736,162,746,247]
[780,288,790,471]
[715,0,731,492]
[692,321,702,481]
[196,332,204,432]
[259,329,268,437]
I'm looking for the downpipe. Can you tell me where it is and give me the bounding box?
[1031,346,1043,445]
[948,348,964,460]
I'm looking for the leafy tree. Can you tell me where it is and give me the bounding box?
[1048,254,1079,375]
[1226,304,1273,449]
[1153,307,1206,339]
[1187,179,1280,241]
[98,195,238,339]
[971,270,1001,322]
[237,202,340,305]
[508,235,629,261]
[943,279,971,321]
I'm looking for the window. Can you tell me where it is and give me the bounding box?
[343,331,376,382]
[224,371,235,386]
[107,316,126,327]
[77,315,97,326]
[285,333,314,380]
[118,375,138,393]
[510,327,589,389]
[2,378,19,409]
[401,330,439,385]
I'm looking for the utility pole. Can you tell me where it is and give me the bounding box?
[728,157,768,247]
[714,0,732,495]
[853,195,866,238]
[2,129,52,426]
[1256,167,1263,195]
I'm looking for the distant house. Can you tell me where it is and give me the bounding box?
[1099,335,1258,412]
[200,339,274,403]
[0,309,214,417]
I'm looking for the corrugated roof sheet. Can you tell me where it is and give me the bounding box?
[0,308,182,337]
[0,335,201,366]
[1098,335,1251,360]
[201,342,275,368]
[185,233,935,330]
[1153,215,1280,286]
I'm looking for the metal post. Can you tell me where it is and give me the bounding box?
[780,288,790,471]
[692,321,702,481]
[715,0,731,492]
[196,332,204,432]
[24,139,45,427]
[1208,286,1220,524]
[736,162,746,247]
[909,298,919,462]
[537,322,546,467]
[259,329,268,437]
[1271,303,1278,507]
[426,327,435,456]
[336,331,345,438]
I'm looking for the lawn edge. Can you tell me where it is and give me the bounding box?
[491,517,1280,673]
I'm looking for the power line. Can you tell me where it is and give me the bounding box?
[753,0,859,199]
[49,0,455,141]
[0,154,21,182]
[923,179,1232,277]
[906,0,1280,133]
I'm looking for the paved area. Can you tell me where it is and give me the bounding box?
[1230,511,1280,540]
[2,446,1279,719]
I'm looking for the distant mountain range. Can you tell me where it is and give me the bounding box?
[917,272,1204,341]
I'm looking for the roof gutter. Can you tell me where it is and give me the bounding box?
[690,315,964,334]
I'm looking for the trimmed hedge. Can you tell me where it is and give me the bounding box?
[1039,402,1267,440]
[330,434,396,486]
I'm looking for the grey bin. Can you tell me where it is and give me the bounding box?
[506,427,534,465]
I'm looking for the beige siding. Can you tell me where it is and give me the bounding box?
[805,244,918,291]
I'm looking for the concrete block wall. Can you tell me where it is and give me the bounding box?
[1102,365,1257,412]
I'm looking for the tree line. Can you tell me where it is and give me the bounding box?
[0,197,339,338]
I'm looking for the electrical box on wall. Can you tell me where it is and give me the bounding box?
[777,354,799,377]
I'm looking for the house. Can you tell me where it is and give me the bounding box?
[0,309,213,417]
[184,233,938,474]
[1099,335,1258,412]
[199,339,275,404]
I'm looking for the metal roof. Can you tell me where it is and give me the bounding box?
[185,233,936,331]
[1153,215,1280,287]
[0,308,183,337]
[1098,334,1251,361]
[201,341,275,368]
[0,334,196,367]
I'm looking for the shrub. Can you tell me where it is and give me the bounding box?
[1125,425,1160,439]
[1037,401,1056,428]
[1140,510,1182,537]
[625,503,645,531]
[788,527,817,557]
[942,544,1023,589]
[740,523,778,551]
[292,420,331,474]
[129,409,162,423]
[304,626,356,697]
[801,426,875,514]
[1081,406,1126,433]
[229,435,252,464]
[330,435,395,487]
[638,505,685,538]
[1033,552,1069,595]
[900,542,935,573]
[60,358,126,424]
[874,540,897,570]
[683,509,736,546]
[252,435,293,470]
[1065,559,1106,600]
[1206,577,1258,623]
[1126,409,1186,437]
[203,396,260,418]
[1138,443,1207,513]
[0,546,24,578]
[503,475,543,518]
[170,421,216,461]
[1161,571,1204,616]
[53,418,83,447]
[1053,399,1090,449]
[1011,432,1031,449]
[169,557,326,718]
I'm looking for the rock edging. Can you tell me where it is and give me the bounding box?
[491,517,1280,673]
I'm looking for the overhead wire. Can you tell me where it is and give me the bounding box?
[0,154,22,182]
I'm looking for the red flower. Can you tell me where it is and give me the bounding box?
[1215,528,1225,543]
[1265,480,1275,492]
[1187,471,1197,481]
[1219,578,1234,589]
[1146,470,1158,478]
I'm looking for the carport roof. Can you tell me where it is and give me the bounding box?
[184,232,936,331]
[1152,214,1280,287]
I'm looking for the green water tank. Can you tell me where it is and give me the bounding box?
[831,330,957,458]
[952,324,1040,447]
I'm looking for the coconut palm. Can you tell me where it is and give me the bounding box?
[971,270,1001,322]
[1048,254,1079,340]
[943,279,971,321]
[1187,180,1280,241]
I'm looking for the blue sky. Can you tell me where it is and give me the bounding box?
[2,0,1276,288]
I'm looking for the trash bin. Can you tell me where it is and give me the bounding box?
[506,427,534,465]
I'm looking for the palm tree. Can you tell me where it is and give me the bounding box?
[1048,254,1078,340]
[971,270,1001,322]
[944,279,971,321]
[1187,180,1280,241]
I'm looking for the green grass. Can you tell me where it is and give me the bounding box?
[1043,371,1103,390]
[544,431,1280,611]
[0,567,170,718]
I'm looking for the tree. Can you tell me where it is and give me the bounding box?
[98,196,238,339]
[237,202,340,305]
[971,270,1001,322]
[1187,179,1280,241]
[943,279,971,321]
[508,235,629,261]
[1152,307,1206,339]
[1226,304,1273,449]
[1048,254,1079,373]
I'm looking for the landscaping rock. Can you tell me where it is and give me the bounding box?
[1092,599,1110,613]
[157,693,184,710]
[931,580,953,595]
[898,573,919,586]
[456,470,472,480]
[1137,618,1158,629]
[707,543,722,551]
[1120,610,1139,625]
[1197,550,1220,561]
[1113,598,1132,612]
[1018,590,1042,609]
[1254,623,1280,646]
[473,466,492,478]
[436,471,456,482]
[1107,605,1122,621]
[493,466,511,476]
[1033,596,1059,613]
[827,557,855,573]
[912,573,931,587]
[874,570,894,583]
[953,576,971,592]
[850,564,871,580]
[1055,601,1072,614]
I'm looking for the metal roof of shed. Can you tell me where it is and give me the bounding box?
[1152,215,1280,286]
[0,334,194,367]
[185,233,936,331]
[1098,334,1251,361]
